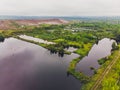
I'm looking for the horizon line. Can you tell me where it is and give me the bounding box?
[1,15,120,17]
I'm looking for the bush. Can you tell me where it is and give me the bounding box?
[0,34,5,42]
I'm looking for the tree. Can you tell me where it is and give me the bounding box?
[112,42,118,51]
[0,35,4,42]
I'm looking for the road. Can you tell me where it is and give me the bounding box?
[91,50,120,90]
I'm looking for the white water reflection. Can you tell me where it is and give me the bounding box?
[19,35,55,44]
[76,38,115,76]
[0,38,81,90]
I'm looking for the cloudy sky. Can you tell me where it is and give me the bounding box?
[0,0,120,16]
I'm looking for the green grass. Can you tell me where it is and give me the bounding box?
[67,57,90,83]
[99,51,120,90]
[82,50,120,90]
[67,43,93,83]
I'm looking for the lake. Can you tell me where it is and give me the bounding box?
[0,37,115,90]
[19,35,55,44]
[0,38,81,90]
[76,38,115,76]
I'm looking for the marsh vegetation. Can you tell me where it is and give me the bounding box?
[1,20,120,89]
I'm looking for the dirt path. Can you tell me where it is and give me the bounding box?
[91,50,120,90]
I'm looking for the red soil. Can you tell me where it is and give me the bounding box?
[0,19,69,30]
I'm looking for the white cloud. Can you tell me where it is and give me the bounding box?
[0,0,120,16]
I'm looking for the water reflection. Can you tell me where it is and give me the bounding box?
[76,38,115,76]
[0,38,81,90]
[19,35,55,44]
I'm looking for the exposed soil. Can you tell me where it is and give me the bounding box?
[0,19,69,30]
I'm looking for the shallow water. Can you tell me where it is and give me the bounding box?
[19,35,54,44]
[65,47,77,52]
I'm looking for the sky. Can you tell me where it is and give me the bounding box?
[0,0,120,16]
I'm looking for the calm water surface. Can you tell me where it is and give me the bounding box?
[19,35,54,44]
[0,38,81,90]
[0,37,115,90]
[76,38,114,76]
